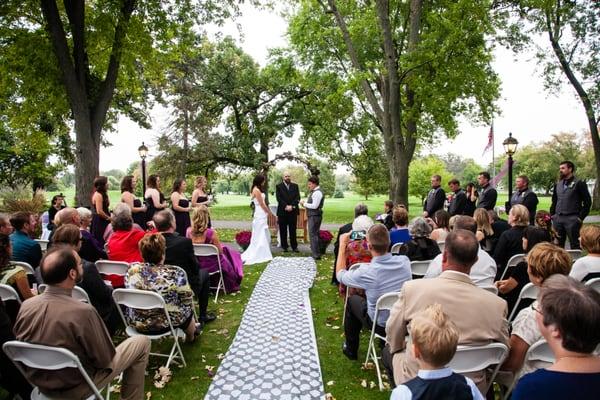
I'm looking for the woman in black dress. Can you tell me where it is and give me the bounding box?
[464,182,478,216]
[90,176,111,245]
[120,175,147,229]
[171,178,191,237]
[191,176,212,228]
[493,204,530,280]
[144,174,167,222]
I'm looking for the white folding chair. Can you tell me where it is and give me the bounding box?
[0,284,22,304]
[95,260,129,286]
[390,242,404,255]
[566,249,583,262]
[499,254,526,281]
[12,261,35,276]
[503,340,553,399]
[508,283,539,323]
[448,342,509,394]
[481,285,498,295]
[410,260,431,278]
[37,284,91,303]
[364,292,399,390]
[34,239,49,252]
[585,278,600,294]
[437,241,445,253]
[193,244,226,303]
[341,263,364,326]
[3,340,110,400]
[112,289,186,369]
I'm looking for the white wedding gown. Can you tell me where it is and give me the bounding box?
[241,194,273,265]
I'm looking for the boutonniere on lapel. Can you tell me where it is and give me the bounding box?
[520,191,526,198]
[567,181,576,189]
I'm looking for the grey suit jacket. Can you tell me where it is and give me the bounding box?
[385,270,509,386]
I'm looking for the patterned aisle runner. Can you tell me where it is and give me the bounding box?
[205,257,325,400]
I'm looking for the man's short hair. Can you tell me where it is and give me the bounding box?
[453,216,477,233]
[52,224,80,246]
[411,304,459,367]
[55,207,78,227]
[526,242,571,282]
[431,175,442,182]
[539,275,600,353]
[580,225,600,254]
[560,160,575,172]
[41,245,78,285]
[367,224,390,254]
[111,203,133,231]
[392,206,409,226]
[445,229,479,269]
[9,212,31,231]
[153,209,176,232]
[354,203,369,217]
[308,175,319,185]
[448,178,460,186]
[517,175,529,185]
[479,171,491,181]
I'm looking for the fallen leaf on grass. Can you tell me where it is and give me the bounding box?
[331,325,340,330]
[361,362,375,370]
[382,382,391,389]
[205,365,215,378]
[325,315,340,323]
[360,379,367,388]
[216,353,225,360]
[153,366,172,389]
[110,385,121,393]
[325,393,336,400]
[326,380,335,386]
[216,328,229,336]
[190,376,200,381]
[369,381,376,389]
[146,391,152,400]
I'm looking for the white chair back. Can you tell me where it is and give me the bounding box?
[112,288,165,310]
[508,283,539,322]
[500,253,526,280]
[193,244,219,257]
[586,278,600,294]
[448,343,509,393]
[3,341,106,400]
[38,284,91,303]
[0,284,22,304]
[12,261,35,276]
[390,242,404,255]
[34,239,49,252]
[95,260,129,276]
[410,260,431,278]
[503,340,553,400]
[375,292,399,310]
[436,241,445,253]
[566,249,583,261]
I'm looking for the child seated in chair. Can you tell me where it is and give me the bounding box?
[390,304,484,400]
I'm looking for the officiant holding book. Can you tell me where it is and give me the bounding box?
[276,171,301,252]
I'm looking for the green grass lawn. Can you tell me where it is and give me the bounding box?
[131,254,389,399]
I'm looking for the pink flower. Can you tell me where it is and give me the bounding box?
[235,231,252,246]
[319,230,333,242]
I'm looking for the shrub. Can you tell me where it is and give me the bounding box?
[0,187,46,213]
[333,189,345,198]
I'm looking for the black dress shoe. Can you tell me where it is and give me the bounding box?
[292,249,299,253]
[201,312,217,323]
[342,342,357,360]
[282,248,289,252]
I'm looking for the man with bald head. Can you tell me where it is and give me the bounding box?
[14,246,150,399]
[53,207,81,228]
[275,171,300,252]
[383,229,508,390]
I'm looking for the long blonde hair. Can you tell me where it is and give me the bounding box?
[191,205,210,237]
[473,208,493,236]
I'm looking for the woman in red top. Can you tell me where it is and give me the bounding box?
[106,203,148,286]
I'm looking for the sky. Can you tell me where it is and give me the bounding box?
[99,4,589,172]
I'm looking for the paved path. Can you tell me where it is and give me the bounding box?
[205,257,324,400]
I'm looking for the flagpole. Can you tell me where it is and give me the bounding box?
[492,118,495,179]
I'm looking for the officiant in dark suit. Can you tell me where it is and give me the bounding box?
[276,171,301,252]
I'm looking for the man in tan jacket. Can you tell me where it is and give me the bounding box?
[384,229,509,389]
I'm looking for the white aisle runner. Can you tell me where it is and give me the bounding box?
[205,257,325,400]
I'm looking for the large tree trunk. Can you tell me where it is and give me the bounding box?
[74,121,100,207]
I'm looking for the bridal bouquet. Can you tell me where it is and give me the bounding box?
[235,231,252,250]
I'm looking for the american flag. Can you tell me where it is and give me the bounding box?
[482,124,493,155]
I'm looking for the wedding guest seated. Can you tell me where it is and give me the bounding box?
[390,304,484,400]
[424,216,497,287]
[51,224,121,335]
[500,243,572,379]
[126,234,200,342]
[569,225,600,282]
[390,205,411,247]
[430,210,450,242]
[0,298,32,400]
[76,207,107,262]
[332,203,369,284]
[494,205,530,280]
[511,275,600,400]
[377,200,394,230]
[153,210,215,326]
[534,210,558,244]
[47,207,81,244]
[0,234,35,302]
[47,194,65,231]
[0,214,13,235]
[474,208,494,251]
[187,205,243,293]
[345,215,375,267]
[384,229,508,390]
[9,212,42,268]
[495,227,552,314]
[13,246,150,399]
[397,217,440,261]
[336,224,411,360]
[107,203,148,286]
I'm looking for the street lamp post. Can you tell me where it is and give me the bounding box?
[138,142,149,197]
[503,132,518,212]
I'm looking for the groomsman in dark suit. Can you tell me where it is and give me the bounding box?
[275,171,301,252]
[423,175,446,218]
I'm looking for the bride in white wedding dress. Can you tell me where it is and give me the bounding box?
[241,174,276,265]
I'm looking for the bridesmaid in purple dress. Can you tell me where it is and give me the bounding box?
[187,205,243,292]
[120,175,147,229]
[171,178,191,237]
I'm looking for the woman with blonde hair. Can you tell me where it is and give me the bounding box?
[187,205,243,292]
[570,224,600,282]
[473,208,494,250]
[494,204,530,280]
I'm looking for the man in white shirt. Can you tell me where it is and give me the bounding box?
[300,175,324,260]
[424,216,497,287]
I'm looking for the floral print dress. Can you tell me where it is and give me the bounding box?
[125,263,194,333]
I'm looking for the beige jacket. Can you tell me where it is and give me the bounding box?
[385,270,509,386]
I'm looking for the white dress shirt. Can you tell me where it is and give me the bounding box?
[303,186,323,210]
[424,247,497,287]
